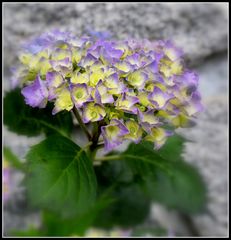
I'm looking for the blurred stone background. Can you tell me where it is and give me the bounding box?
[3,3,228,237]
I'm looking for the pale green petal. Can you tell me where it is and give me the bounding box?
[138,93,150,107]
[71,72,89,84]
[89,69,105,87]
[53,88,73,114]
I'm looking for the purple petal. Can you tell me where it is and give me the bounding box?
[183,71,199,88]
[105,73,119,87]
[148,86,173,109]
[184,91,204,116]
[21,75,48,108]
[10,65,28,88]
[145,60,158,73]
[111,119,130,136]
[126,53,140,66]
[164,40,184,61]
[100,45,124,64]
[70,83,93,108]
[107,47,124,59]
[138,109,161,129]
[46,72,64,100]
[94,80,114,104]
[154,51,165,62]
[79,53,98,68]
[115,93,139,114]
[88,45,102,58]
[50,57,72,74]
[101,119,129,152]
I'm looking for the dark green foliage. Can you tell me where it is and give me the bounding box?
[157,134,186,162]
[146,161,207,214]
[3,88,73,137]
[93,183,151,229]
[94,160,151,229]
[122,140,173,177]
[4,97,207,236]
[24,135,97,218]
[41,193,113,236]
[121,136,207,214]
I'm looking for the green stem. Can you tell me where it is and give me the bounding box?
[92,122,100,142]
[89,121,105,160]
[83,141,93,150]
[72,107,92,141]
[82,142,93,159]
[94,143,104,150]
[94,155,121,162]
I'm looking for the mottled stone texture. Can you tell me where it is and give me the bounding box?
[3,3,228,237]
[3,3,227,75]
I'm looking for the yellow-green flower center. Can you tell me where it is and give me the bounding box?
[91,111,97,118]
[139,105,146,112]
[76,92,83,99]
[130,127,136,134]
[107,125,120,139]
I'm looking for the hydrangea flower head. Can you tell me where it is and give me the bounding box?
[12,29,203,152]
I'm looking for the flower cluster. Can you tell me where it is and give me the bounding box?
[12,29,203,152]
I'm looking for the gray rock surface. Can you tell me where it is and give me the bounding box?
[3,3,227,77]
[178,95,228,237]
[180,97,228,234]
[3,2,228,237]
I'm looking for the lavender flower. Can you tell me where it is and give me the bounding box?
[13,30,203,152]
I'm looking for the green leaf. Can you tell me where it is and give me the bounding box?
[93,184,151,229]
[24,135,97,218]
[94,160,134,185]
[147,161,207,214]
[3,88,73,137]
[42,193,113,236]
[119,137,207,214]
[157,134,186,162]
[93,161,151,229]
[121,140,172,177]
